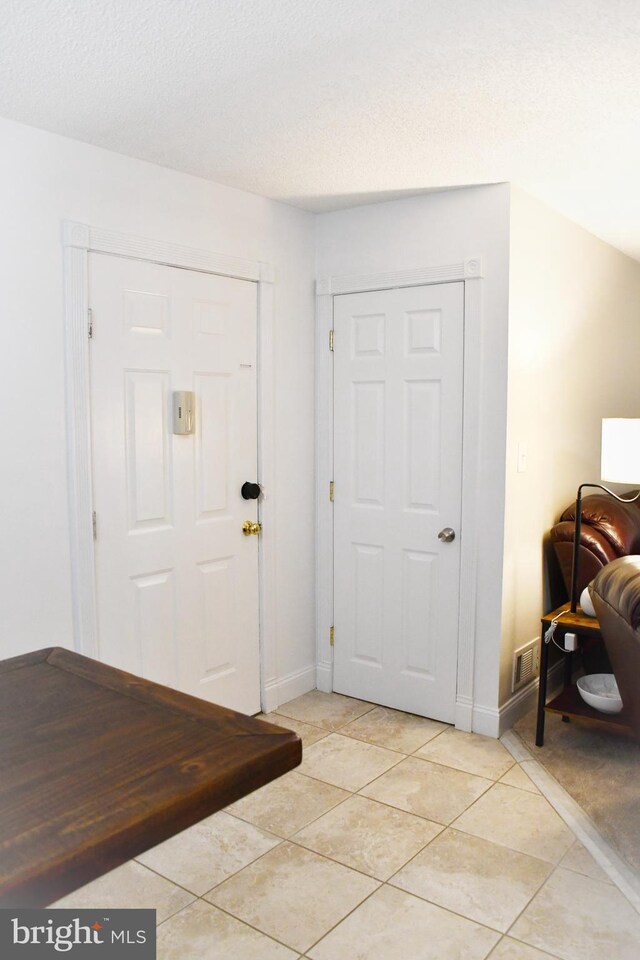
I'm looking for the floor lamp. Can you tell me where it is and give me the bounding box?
[569,419,640,613]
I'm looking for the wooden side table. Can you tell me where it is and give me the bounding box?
[535,603,633,746]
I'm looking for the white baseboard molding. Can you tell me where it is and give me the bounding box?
[498,660,564,736]
[469,661,565,738]
[315,660,332,693]
[262,664,316,713]
[455,696,473,732]
[469,705,499,738]
[306,657,563,740]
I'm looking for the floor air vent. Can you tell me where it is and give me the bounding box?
[512,638,539,692]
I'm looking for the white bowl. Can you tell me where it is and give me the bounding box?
[580,586,597,617]
[577,674,623,714]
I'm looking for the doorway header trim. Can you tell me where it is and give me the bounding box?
[316,258,482,296]
[62,221,274,283]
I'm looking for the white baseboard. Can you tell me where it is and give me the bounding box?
[306,656,563,740]
[316,660,332,692]
[498,660,564,736]
[467,661,565,738]
[262,664,316,713]
[470,704,500,738]
[455,696,473,732]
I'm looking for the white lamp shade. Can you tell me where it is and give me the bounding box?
[601,419,640,483]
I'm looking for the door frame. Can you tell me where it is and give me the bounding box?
[62,220,276,711]
[315,258,483,731]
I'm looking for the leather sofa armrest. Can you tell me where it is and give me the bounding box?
[591,556,640,739]
[561,491,640,556]
[550,523,618,598]
[591,555,640,631]
[551,521,619,567]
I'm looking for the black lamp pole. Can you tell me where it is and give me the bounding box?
[569,482,640,612]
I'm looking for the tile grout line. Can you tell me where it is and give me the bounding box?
[191,894,314,954]
[288,820,444,885]
[382,821,558,941]
[296,735,406,791]
[271,701,451,751]
[499,857,569,949]
[302,881,383,956]
[272,700,378,729]
[300,733,511,800]
[486,932,566,960]
[302,878,512,957]
[500,729,640,915]
[336,719,451,754]
[224,769,355,838]
[135,818,287,904]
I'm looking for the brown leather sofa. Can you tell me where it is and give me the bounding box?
[550,492,640,600]
[590,556,640,739]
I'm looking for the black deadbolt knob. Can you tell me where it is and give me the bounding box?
[241,481,261,500]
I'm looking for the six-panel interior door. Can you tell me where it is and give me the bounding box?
[333,282,464,722]
[89,253,261,714]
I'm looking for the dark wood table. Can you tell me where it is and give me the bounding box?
[0,647,301,907]
[536,604,633,746]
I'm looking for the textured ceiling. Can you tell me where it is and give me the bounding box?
[1,0,639,258]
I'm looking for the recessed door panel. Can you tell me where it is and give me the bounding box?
[195,373,230,520]
[353,382,385,506]
[405,308,441,355]
[401,550,435,678]
[198,557,236,681]
[131,569,176,684]
[353,312,385,357]
[125,371,172,530]
[353,543,384,665]
[405,380,440,512]
[124,290,170,336]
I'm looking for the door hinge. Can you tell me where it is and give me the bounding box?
[329,329,334,351]
[92,511,97,540]
[329,625,334,647]
[88,308,94,339]
[329,481,334,502]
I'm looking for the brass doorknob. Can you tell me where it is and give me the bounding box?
[242,520,262,536]
[438,527,456,543]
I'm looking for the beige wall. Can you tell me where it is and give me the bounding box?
[501,187,640,704]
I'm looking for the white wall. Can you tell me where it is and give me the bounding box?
[502,187,640,705]
[316,185,511,728]
[0,117,317,702]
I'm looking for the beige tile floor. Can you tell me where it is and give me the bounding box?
[53,691,640,959]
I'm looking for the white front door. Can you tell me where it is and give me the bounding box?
[89,253,261,714]
[333,282,464,722]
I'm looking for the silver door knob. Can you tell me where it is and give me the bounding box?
[438,527,456,543]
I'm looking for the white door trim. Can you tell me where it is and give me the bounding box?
[61,221,276,712]
[315,258,483,731]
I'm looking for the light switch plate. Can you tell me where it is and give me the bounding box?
[173,390,195,435]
